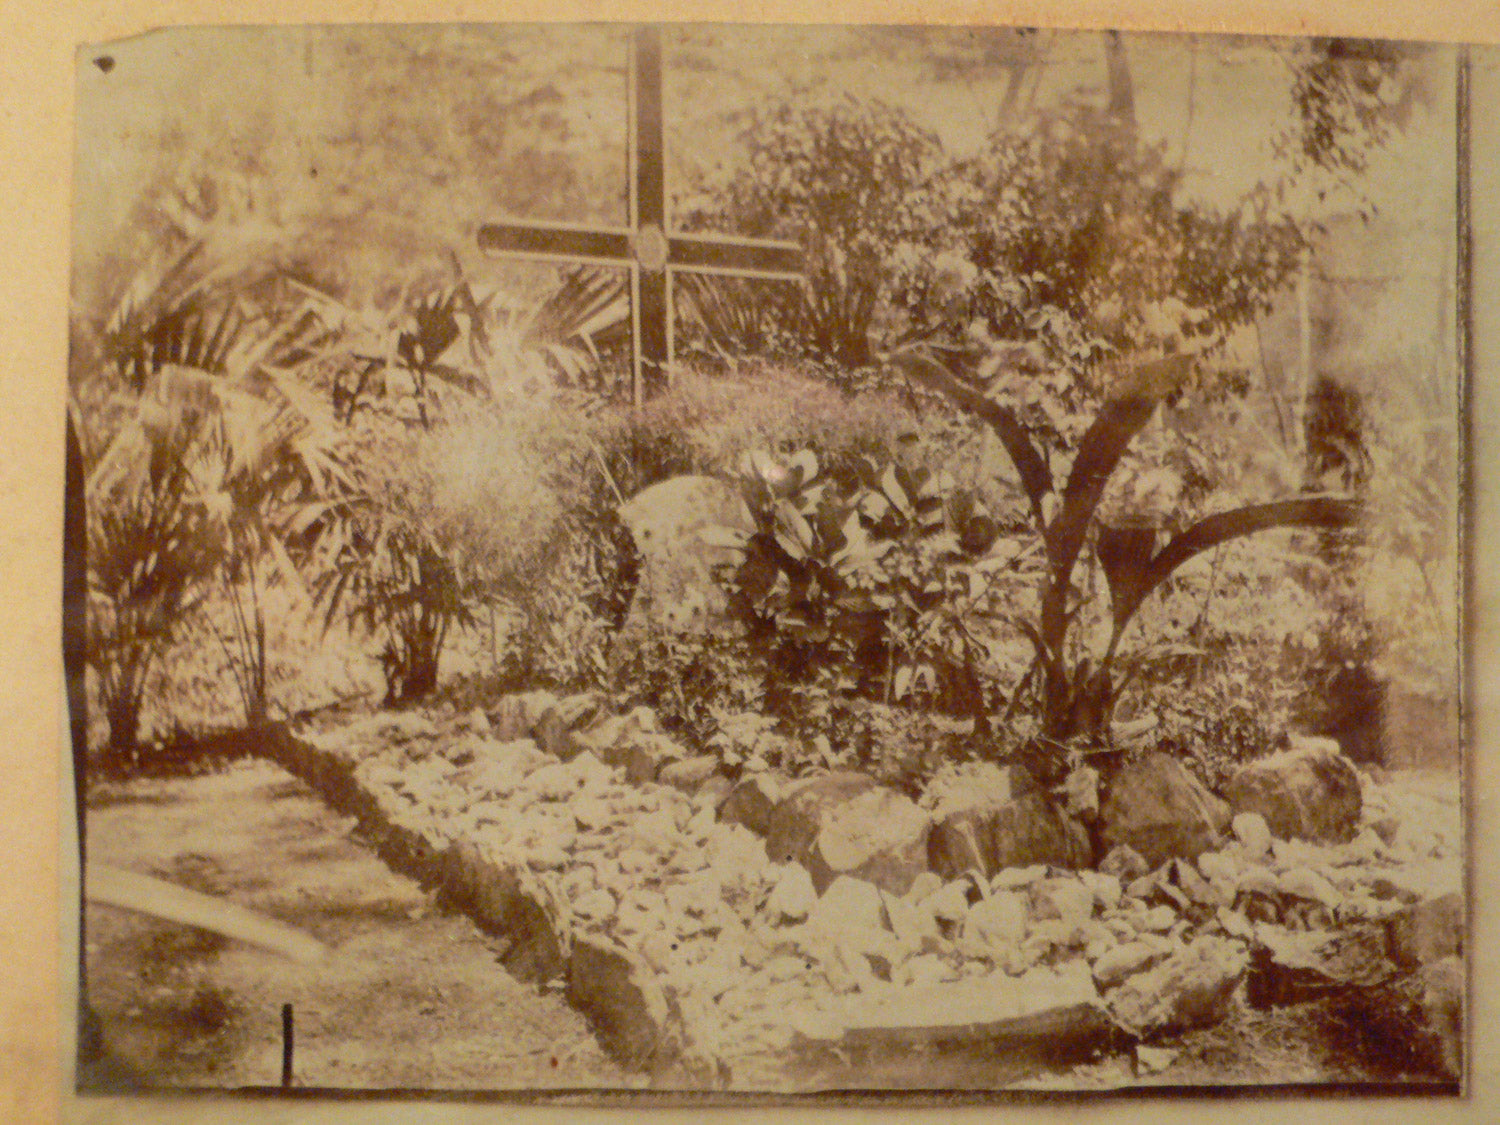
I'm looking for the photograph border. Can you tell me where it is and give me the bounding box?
[5,2,1498,1122]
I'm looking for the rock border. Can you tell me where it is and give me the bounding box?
[238,693,1462,1090]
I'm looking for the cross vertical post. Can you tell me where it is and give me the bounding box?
[630,26,668,407]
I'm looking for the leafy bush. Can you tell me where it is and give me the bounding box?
[499,510,637,693]
[683,94,1305,389]
[897,103,1306,380]
[679,95,947,366]
[713,446,1031,735]
[609,634,766,750]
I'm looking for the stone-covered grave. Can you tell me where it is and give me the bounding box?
[263,694,1463,1090]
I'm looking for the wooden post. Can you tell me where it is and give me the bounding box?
[281,1003,294,1087]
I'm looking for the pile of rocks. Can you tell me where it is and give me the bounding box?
[271,696,1462,1088]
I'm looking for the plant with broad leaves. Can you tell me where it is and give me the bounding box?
[892,342,1363,785]
[479,265,631,398]
[713,446,1028,730]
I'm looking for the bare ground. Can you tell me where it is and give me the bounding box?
[79,757,626,1092]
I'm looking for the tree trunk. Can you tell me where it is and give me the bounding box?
[1103,30,1138,136]
[105,690,143,768]
[395,633,441,702]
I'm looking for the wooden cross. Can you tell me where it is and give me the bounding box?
[477,25,803,406]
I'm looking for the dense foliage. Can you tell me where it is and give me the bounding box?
[70,28,1454,789]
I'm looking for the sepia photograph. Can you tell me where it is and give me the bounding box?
[64,19,1466,1099]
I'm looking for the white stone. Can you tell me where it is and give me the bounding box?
[1236,864,1280,898]
[1092,940,1170,990]
[923,881,973,924]
[574,888,617,922]
[1080,871,1123,913]
[1232,812,1272,858]
[991,865,1048,892]
[1277,866,1343,911]
[1137,1046,1178,1073]
[1134,905,1178,934]
[1197,849,1239,885]
[902,953,959,987]
[905,871,944,903]
[880,890,941,950]
[525,761,579,801]
[1030,878,1096,930]
[812,875,887,934]
[965,891,1028,947]
[765,864,817,924]
[1216,906,1254,941]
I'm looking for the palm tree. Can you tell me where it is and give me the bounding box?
[83,238,357,752]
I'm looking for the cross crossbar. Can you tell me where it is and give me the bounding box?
[477,25,803,405]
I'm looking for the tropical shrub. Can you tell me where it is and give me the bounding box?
[313,513,486,704]
[82,244,357,752]
[85,403,223,763]
[712,446,1032,733]
[294,262,628,427]
[894,343,1362,785]
[309,422,503,705]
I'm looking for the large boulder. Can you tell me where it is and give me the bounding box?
[809,875,887,934]
[924,762,1026,878]
[1246,924,1396,1009]
[1223,736,1362,844]
[1383,892,1464,972]
[766,772,931,895]
[789,964,1122,1087]
[993,793,1093,871]
[924,763,1088,878]
[439,841,567,982]
[719,773,787,837]
[617,475,754,636]
[567,935,682,1071]
[1106,936,1248,1036]
[1098,753,1231,867]
[764,771,877,862]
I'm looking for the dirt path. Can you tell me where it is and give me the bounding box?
[81,758,626,1092]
